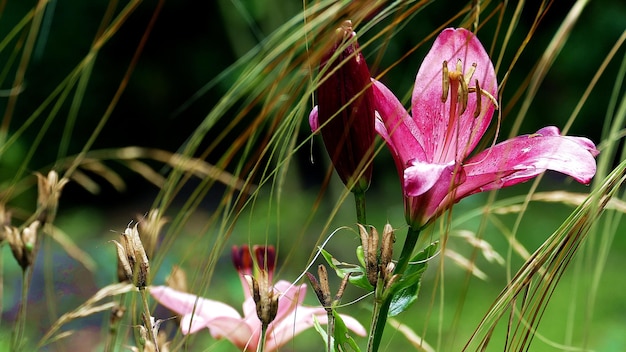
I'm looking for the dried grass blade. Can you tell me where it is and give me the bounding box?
[37,283,134,348]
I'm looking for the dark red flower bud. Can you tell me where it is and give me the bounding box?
[310,20,376,193]
[253,245,276,282]
[231,245,253,276]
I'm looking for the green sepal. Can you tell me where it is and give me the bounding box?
[388,241,439,317]
[356,245,366,268]
[320,248,374,291]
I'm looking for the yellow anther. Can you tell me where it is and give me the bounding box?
[440,59,498,116]
[465,62,477,86]
[468,86,499,110]
[441,61,449,102]
[474,79,482,118]
[458,75,468,115]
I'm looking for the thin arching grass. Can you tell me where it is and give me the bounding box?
[462,158,626,351]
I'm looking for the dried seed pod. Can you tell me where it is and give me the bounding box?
[113,224,150,288]
[379,223,395,282]
[36,170,68,225]
[6,221,40,269]
[358,224,379,286]
[137,209,168,259]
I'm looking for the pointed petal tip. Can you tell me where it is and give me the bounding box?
[309,106,319,132]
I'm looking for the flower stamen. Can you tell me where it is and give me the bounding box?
[442,60,498,119]
[441,61,449,102]
[468,85,499,111]
[473,79,482,118]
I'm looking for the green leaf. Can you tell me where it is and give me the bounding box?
[388,241,439,317]
[333,310,362,352]
[312,315,332,352]
[320,248,374,290]
[311,311,362,352]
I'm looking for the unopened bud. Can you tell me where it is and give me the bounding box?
[310,20,376,193]
[254,245,276,282]
[232,245,253,277]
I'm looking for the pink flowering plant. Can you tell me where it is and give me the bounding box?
[309,25,599,352]
[150,245,365,351]
[9,3,622,352]
[373,28,598,229]
[144,24,600,352]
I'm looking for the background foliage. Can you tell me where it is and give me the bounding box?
[0,0,625,351]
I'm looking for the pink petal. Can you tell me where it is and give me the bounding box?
[199,315,258,350]
[403,160,457,197]
[411,28,497,163]
[372,79,427,165]
[149,286,243,335]
[309,106,320,132]
[265,306,325,351]
[457,127,598,198]
[150,286,241,319]
[179,314,211,334]
[404,161,466,227]
[266,306,366,352]
[242,295,257,320]
[273,281,307,323]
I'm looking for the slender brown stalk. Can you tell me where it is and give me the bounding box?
[11,269,31,352]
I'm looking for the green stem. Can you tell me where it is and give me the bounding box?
[139,288,159,352]
[366,280,386,352]
[367,226,421,352]
[354,191,367,225]
[393,226,422,275]
[326,310,335,352]
[257,324,268,352]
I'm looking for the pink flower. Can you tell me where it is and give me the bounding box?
[150,246,366,351]
[373,28,598,228]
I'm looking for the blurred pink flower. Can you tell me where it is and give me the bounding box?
[150,245,365,351]
[373,28,598,228]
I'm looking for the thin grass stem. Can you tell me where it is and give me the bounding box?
[139,288,158,352]
[104,294,125,352]
[11,269,31,352]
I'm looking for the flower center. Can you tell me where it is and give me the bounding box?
[437,59,499,161]
[441,59,498,118]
